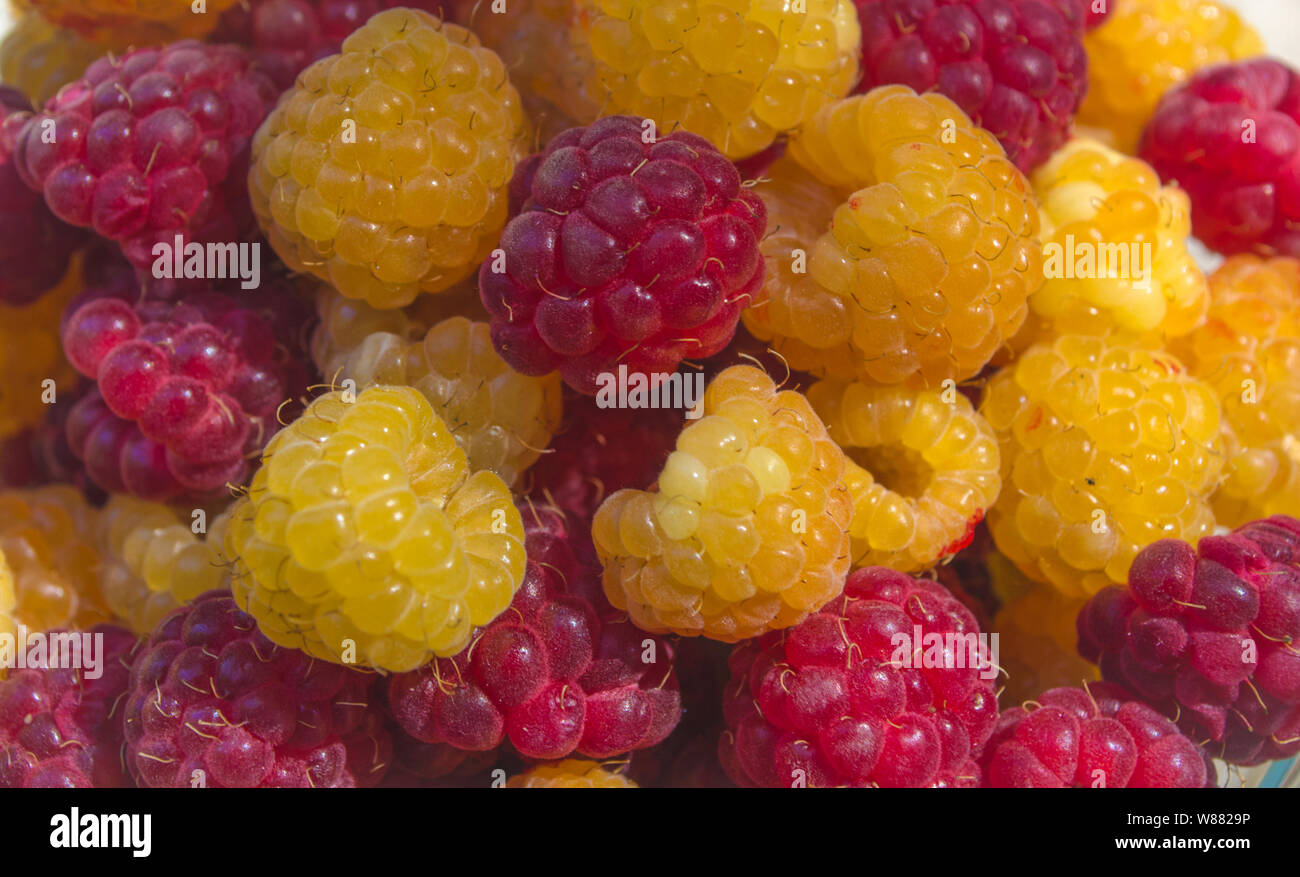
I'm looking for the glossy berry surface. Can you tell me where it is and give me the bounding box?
[226,386,527,672]
[594,366,851,641]
[481,116,765,395]
[122,590,391,787]
[507,759,636,788]
[722,566,999,787]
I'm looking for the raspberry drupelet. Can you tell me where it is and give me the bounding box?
[248,7,530,308]
[225,386,527,672]
[480,115,766,395]
[593,366,852,641]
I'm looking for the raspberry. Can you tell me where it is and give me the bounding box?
[97,496,232,635]
[748,89,1042,387]
[249,8,530,308]
[525,389,681,526]
[1171,256,1300,527]
[1077,0,1263,153]
[122,590,392,787]
[981,682,1210,787]
[853,0,1089,172]
[1020,138,1207,345]
[0,383,104,499]
[593,366,851,641]
[562,0,861,160]
[1078,517,1300,765]
[14,41,278,271]
[721,566,999,787]
[0,624,138,788]
[0,548,15,657]
[506,759,636,788]
[389,501,681,761]
[61,286,316,501]
[312,289,563,488]
[0,88,86,308]
[0,13,110,108]
[480,116,766,395]
[0,255,82,443]
[807,377,1001,573]
[225,385,527,672]
[0,486,110,632]
[1140,58,1300,258]
[383,727,499,787]
[981,335,1226,597]
[27,0,238,44]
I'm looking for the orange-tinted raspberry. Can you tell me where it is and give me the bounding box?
[507,759,637,788]
[593,365,851,641]
[0,261,80,442]
[27,0,237,44]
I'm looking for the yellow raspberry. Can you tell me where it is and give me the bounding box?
[0,260,81,442]
[0,547,15,655]
[0,486,109,632]
[311,288,562,488]
[593,365,851,641]
[1171,256,1300,526]
[97,496,231,635]
[562,0,860,159]
[807,378,1001,573]
[746,88,1042,387]
[1014,138,1207,349]
[226,385,526,672]
[248,8,530,308]
[1078,0,1264,153]
[27,0,236,44]
[507,759,637,788]
[981,335,1225,598]
[0,13,110,107]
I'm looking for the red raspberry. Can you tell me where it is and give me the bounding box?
[61,283,316,501]
[0,86,85,306]
[0,624,138,788]
[982,682,1213,787]
[388,502,682,761]
[1077,516,1300,766]
[853,0,1089,171]
[0,384,103,500]
[382,728,500,788]
[524,389,681,525]
[13,42,278,271]
[480,116,766,395]
[720,567,999,788]
[1140,57,1300,257]
[122,590,392,788]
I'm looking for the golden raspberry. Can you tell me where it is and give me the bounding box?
[0,260,80,442]
[1078,0,1264,153]
[807,378,1001,573]
[97,496,231,635]
[563,0,861,159]
[981,335,1225,598]
[507,759,637,788]
[1171,256,1300,526]
[27,0,236,44]
[311,288,562,488]
[593,365,851,641]
[226,385,526,672]
[249,8,530,308]
[0,12,110,107]
[746,87,1042,387]
[0,547,14,652]
[0,486,109,631]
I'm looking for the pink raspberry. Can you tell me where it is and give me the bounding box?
[480,116,766,395]
[853,0,1089,171]
[721,567,1000,788]
[982,682,1213,788]
[61,282,315,501]
[388,502,682,761]
[0,624,138,788]
[1140,57,1300,257]
[13,41,278,271]
[122,590,392,788]
[1077,516,1300,766]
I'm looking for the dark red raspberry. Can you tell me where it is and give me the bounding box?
[524,388,681,524]
[1140,58,1300,257]
[122,590,392,788]
[853,0,1089,171]
[388,501,682,761]
[0,380,106,502]
[721,567,1000,788]
[982,682,1213,788]
[0,624,139,788]
[480,115,766,395]
[13,41,278,271]
[379,727,500,788]
[1077,516,1300,766]
[0,87,85,306]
